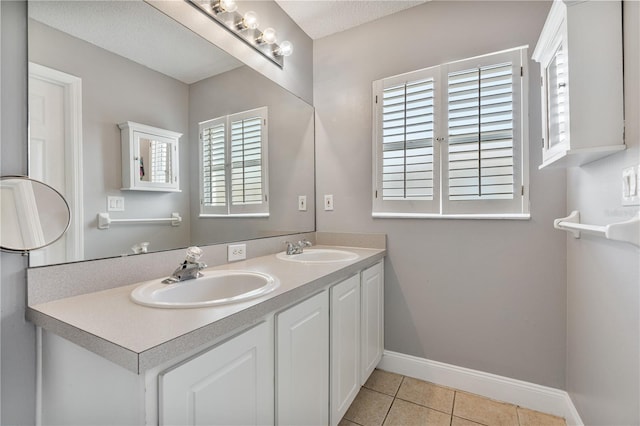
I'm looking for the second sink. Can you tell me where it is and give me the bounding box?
[276,248,358,263]
[131,270,278,309]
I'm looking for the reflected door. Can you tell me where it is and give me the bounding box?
[28,63,83,265]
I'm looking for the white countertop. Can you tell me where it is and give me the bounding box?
[27,245,385,373]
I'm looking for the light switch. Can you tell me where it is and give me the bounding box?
[107,196,125,212]
[298,195,307,211]
[324,194,334,211]
[622,165,640,206]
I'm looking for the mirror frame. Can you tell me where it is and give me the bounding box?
[0,175,72,253]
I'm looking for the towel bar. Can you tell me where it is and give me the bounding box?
[98,212,182,230]
[554,210,640,247]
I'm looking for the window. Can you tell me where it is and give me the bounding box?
[199,107,269,217]
[373,47,529,218]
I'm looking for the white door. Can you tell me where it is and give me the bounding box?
[28,63,83,265]
[361,261,384,384]
[330,274,360,426]
[159,322,274,425]
[276,291,329,426]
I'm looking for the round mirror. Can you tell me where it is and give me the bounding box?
[0,176,71,252]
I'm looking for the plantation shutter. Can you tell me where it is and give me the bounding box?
[373,47,527,217]
[442,48,524,215]
[230,116,263,205]
[200,117,227,214]
[199,107,269,216]
[373,66,440,215]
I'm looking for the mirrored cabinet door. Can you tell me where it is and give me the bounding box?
[119,121,181,192]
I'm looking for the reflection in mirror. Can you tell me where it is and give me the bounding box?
[0,177,71,253]
[27,1,315,266]
[140,138,171,184]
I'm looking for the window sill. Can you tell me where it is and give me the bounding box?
[199,213,269,218]
[372,212,531,220]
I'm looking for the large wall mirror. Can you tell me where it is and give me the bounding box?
[27,0,315,267]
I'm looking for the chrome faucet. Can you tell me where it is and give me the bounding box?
[163,247,207,284]
[284,239,312,255]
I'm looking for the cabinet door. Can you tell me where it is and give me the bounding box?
[361,261,384,384]
[330,275,361,426]
[276,291,329,426]
[159,321,273,426]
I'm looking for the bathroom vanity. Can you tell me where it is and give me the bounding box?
[27,236,385,425]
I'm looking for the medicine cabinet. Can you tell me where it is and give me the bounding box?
[119,121,181,192]
[532,0,625,169]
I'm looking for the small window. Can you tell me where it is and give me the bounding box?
[373,47,529,219]
[199,107,269,217]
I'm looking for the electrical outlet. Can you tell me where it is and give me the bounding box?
[622,165,640,206]
[324,194,334,211]
[228,244,246,262]
[107,196,124,212]
[324,194,334,210]
[298,195,307,211]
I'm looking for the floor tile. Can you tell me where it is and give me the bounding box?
[453,392,518,426]
[383,398,451,426]
[451,416,485,426]
[517,407,566,426]
[396,377,455,414]
[343,388,394,426]
[364,369,404,396]
[339,419,361,426]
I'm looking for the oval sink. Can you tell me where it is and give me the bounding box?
[276,248,358,263]
[130,270,278,309]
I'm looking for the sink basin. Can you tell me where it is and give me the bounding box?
[276,248,358,263]
[130,270,278,309]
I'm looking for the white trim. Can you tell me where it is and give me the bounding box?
[378,350,583,426]
[199,213,270,218]
[28,62,84,262]
[372,212,531,220]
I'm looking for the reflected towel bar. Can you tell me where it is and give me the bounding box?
[98,212,182,230]
[554,210,640,247]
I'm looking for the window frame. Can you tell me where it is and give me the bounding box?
[199,106,269,218]
[372,47,530,219]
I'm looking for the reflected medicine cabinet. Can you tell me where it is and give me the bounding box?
[532,0,625,169]
[119,121,181,192]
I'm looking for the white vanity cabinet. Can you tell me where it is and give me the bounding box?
[360,261,384,384]
[159,321,273,426]
[275,290,329,426]
[35,255,385,426]
[330,274,361,426]
[532,0,624,169]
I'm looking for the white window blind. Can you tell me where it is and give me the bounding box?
[373,47,529,218]
[446,62,514,201]
[199,107,269,217]
[381,78,435,201]
[231,116,263,205]
[149,140,170,184]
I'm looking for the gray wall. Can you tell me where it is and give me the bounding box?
[314,0,568,388]
[29,20,192,260]
[188,66,315,244]
[1,1,35,424]
[565,1,640,424]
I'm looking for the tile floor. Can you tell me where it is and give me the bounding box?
[340,369,566,426]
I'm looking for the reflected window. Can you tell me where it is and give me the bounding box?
[199,107,269,217]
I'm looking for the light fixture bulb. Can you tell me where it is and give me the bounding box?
[242,11,259,30]
[275,40,293,57]
[259,27,277,45]
[211,0,237,14]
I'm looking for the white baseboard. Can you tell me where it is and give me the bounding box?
[378,350,583,426]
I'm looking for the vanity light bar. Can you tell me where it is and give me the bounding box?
[187,0,293,69]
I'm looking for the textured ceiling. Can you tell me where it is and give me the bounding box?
[274,0,428,40]
[29,1,243,84]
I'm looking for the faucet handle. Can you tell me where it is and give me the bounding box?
[185,246,203,262]
[299,239,312,247]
